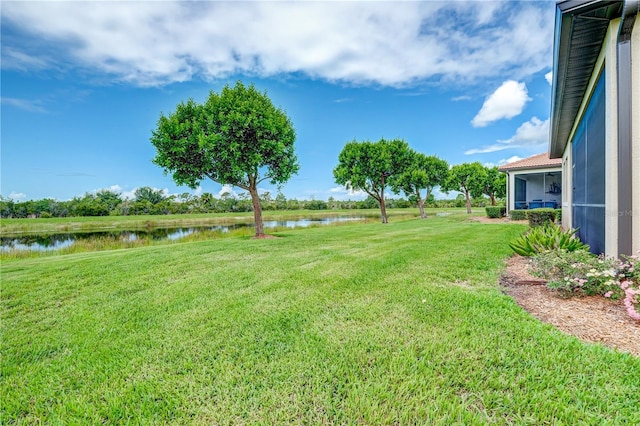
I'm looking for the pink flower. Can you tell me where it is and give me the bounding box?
[604,291,613,298]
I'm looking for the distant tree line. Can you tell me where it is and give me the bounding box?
[0,187,497,219]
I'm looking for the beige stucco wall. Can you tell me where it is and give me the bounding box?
[632,15,640,254]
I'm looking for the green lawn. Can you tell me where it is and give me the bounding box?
[2,213,639,424]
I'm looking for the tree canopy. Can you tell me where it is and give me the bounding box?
[150,81,299,237]
[333,138,412,223]
[482,166,507,206]
[441,162,487,214]
[391,152,449,219]
[134,187,166,205]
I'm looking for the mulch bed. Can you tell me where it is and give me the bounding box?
[500,255,640,357]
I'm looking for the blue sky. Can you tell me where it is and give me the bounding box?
[1,1,556,202]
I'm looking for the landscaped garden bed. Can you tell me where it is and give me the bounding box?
[500,255,640,357]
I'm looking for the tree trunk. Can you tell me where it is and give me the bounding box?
[379,196,388,223]
[490,195,496,206]
[418,199,426,219]
[416,189,426,219]
[248,185,265,237]
[465,190,472,214]
[379,174,389,224]
[376,188,388,223]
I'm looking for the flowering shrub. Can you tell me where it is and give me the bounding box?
[531,250,618,296]
[607,252,640,321]
[530,250,640,321]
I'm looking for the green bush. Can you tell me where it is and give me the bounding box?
[509,210,528,220]
[554,208,562,224]
[508,223,589,256]
[528,208,556,227]
[485,206,506,218]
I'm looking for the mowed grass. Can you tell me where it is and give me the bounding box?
[2,214,639,424]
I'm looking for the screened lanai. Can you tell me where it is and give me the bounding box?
[499,153,563,213]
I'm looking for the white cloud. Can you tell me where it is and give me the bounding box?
[1,2,554,87]
[451,95,471,102]
[471,80,531,127]
[499,156,524,165]
[217,184,238,199]
[90,185,124,196]
[500,116,549,146]
[324,186,367,201]
[1,47,53,71]
[465,117,549,154]
[9,192,27,201]
[120,190,136,200]
[431,187,452,200]
[1,97,47,113]
[545,71,553,85]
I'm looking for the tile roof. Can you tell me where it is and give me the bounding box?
[498,153,562,171]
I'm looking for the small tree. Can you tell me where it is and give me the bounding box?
[441,162,487,214]
[134,187,166,205]
[333,138,412,223]
[150,81,299,237]
[95,190,123,212]
[482,166,506,206]
[391,151,449,219]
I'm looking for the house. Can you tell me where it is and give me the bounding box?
[550,0,639,256]
[499,153,562,212]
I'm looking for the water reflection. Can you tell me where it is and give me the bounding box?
[1,216,363,252]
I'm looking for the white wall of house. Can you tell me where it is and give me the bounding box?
[526,174,562,205]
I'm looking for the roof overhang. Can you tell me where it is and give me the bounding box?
[549,0,622,158]
[499,164,563,173]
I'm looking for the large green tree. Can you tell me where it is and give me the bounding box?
[482,166,507,206]
[150,81,299,237]
[441,162,487,214]
[391,151,449,219]
[333,138,412,223]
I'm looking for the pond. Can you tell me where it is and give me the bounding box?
[1,216,365,252]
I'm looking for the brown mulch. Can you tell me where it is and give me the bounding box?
[500,255,640,357]
[251,234,280,239]
[468,216,528,224]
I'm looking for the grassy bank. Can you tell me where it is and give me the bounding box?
[2,214,638,424]
[0,208,420,236]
